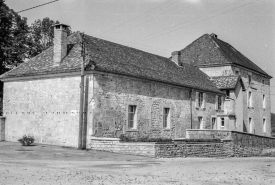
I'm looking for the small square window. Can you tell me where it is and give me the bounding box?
[128,105,137,129]
[163,108,170,129]
[221,118,225,127]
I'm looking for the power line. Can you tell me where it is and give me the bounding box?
[101,0,174,35]
[17,0,59,13]
[132,0,258,42]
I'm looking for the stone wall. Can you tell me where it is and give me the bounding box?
[90,137,156,157]
[91,73,218,140]
[3,76,81,147]
[155,142,232,158]
[90,131,275,158]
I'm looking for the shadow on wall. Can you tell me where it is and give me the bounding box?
[272,113,275,137]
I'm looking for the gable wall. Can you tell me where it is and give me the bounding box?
[3,76,81,147]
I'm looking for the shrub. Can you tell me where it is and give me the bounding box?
[119,134,172,142]
[18,135,35,146]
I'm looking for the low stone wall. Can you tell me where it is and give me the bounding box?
[155,141,233,158]
[90,131,275,158]
[230,131,275,157]
[90,137,156,157]
[186,129,232,139]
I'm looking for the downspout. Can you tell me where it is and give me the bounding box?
[78,32,85,149]
[190,89,193,129]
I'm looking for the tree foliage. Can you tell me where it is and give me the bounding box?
[0,0,71,115]
[0,0,30,74]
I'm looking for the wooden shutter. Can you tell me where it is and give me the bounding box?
[215,95,218,110]
[202,93,206,109]
[195,92,199,108]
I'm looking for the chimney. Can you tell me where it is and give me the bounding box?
[171,51,181,65]
[53,23,69,66]
[210,33,217,38]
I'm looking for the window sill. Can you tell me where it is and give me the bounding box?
[163,128,171,131]
[127,129,138,132]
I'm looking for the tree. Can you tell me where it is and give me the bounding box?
[0,0,30,74]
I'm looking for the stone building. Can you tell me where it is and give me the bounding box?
[173,33,272,136]
[0,24,225,147]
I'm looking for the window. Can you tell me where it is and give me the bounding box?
[198,92,203,107]
[263,95,266,109]
[163,108,170,129]
[235,69,240,75]
[263,118,266,133]
[248,74,252,85]
[248,91,253,108]
[128,105,137,129]
[249,117,253,133]
[198,117,203,129]
[221,118,225,127]
[226,90,230,97]
[262,79,265,85]
[218,96,222,110]
[212,117,216,129]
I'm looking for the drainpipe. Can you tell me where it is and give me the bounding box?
[78,33,85,149]
[190,89,193,129]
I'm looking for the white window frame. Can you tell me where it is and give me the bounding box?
[248,91,253,108]
[198,117,203,129]
[211,117,217,130]
[263,94,266,109]
[249,117,253,133]
[196,92,206,109]
[127,105,138,130]
[263,118,266,133]
[163,107,171,129]
[221,117,225,128]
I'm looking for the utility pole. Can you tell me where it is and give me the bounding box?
[78,32,85,149]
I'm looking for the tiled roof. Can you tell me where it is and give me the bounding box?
[180,34,271,78]
[0,32,222,94]
[210,76,240,90]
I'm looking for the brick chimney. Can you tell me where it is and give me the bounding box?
[171,51,181,65]
[53,24,69,66]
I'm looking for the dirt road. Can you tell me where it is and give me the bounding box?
[0,142,274,185]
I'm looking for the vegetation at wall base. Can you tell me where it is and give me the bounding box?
[18,135,35,146]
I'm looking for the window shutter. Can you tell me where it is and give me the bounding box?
[251,92,253,108]
[202,93,206,109]
[195,92,199,108]
[215,95,218,110]
[247,91,250,108]
[221,96,224,111]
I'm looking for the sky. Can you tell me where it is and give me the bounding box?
[5,0,275,112]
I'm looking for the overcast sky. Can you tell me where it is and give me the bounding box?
[6,0,275,112]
